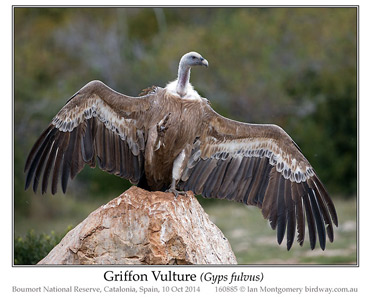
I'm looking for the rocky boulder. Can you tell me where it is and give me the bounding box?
[38,186,237,265]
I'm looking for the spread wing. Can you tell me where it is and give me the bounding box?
[179,105,338,250]
[24,80,156,195]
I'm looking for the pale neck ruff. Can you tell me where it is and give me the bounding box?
[165,80,201,100]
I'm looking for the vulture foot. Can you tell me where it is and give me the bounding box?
[157,113,171,136]
[166,188,187,199]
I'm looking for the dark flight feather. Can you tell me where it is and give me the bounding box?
[212,158,232,198]
[42,135,60,194]
[32,134,55,192]
[305,183,326,250]
[249,157,270,205]
[24,125,54,173]
[52,133,69,195]
[81,118,95,164]
[292,182,305,246]
[276,175,287,245]
[218,156,242,197]
[25,127,57,191]
[302,190,317,250]
[61,128,77,193]
[256,160,272,207]
[70,124,84,180]
[308,178,334,242]
[285,179,295,250]
[194,158,218,195]
[313,175,338,227]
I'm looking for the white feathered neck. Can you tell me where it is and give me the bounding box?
[165,53,202,100]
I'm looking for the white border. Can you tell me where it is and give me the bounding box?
[4,1,367,296]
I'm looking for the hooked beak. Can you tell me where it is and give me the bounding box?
[200,57,209,68]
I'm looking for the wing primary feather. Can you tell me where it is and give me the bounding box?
[232,157,248,183]
[113,133,121,175]
[194,158,218,195]
[129,155,138,183]
[234,158,255,204]
[267,188,279,229]
[24,125,53,172]
[218,156,242,198]
[124,139,133,178]
[131,154,141,184]
[202,158,227,198]
[89,117,98,168]
[96,122,106,169]
[276,174,287,245]
[292,183,305,246]
[61,128,77,193]
[117,140,124,177]
[256,159,273,207]
[202,164,219,197]
[285,179,295,250]
[186,159,208,192]
[231,157,254,202]
[228,154,246,178]
[138,155,145,182]
[136,154,144,182]
[104,129,114,172]
[25,127,57,191]
[250,157,270,205]
[108,130,117,173]
[296,181,306,198]
[32,136,55,193]
[118,140,128,179]
[236,157,256,204]
[51,133,69,195]
[225,157,249,200]
[109,130,118,173]
[70,124,84,180]
[81,118,95,163]
[261,167,279,220]
[243,157,262,204]
[308,179,334,242]
[313,175,338,227]
[301,188,317,250]
[94,121,102,167]
[41,136,61,194]
[305,183,326,250]
[213,157,232,198]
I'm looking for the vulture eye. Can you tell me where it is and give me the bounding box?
[191,56,196,59]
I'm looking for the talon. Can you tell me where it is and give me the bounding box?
[166,188,187,199]
[164,112,171,123]
[159,125,167,132]
[157,113,171,134]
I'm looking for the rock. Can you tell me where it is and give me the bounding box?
[38,186,237,265]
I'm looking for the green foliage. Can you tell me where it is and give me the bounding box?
[286,65,357,196]
[14,226,72,265]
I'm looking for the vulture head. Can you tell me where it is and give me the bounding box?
[180,51,209,68]
[166,51,208,99]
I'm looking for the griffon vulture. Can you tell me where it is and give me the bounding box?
[25,51,338,250]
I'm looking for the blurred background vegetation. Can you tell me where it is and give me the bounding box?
[14,7,357,264]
